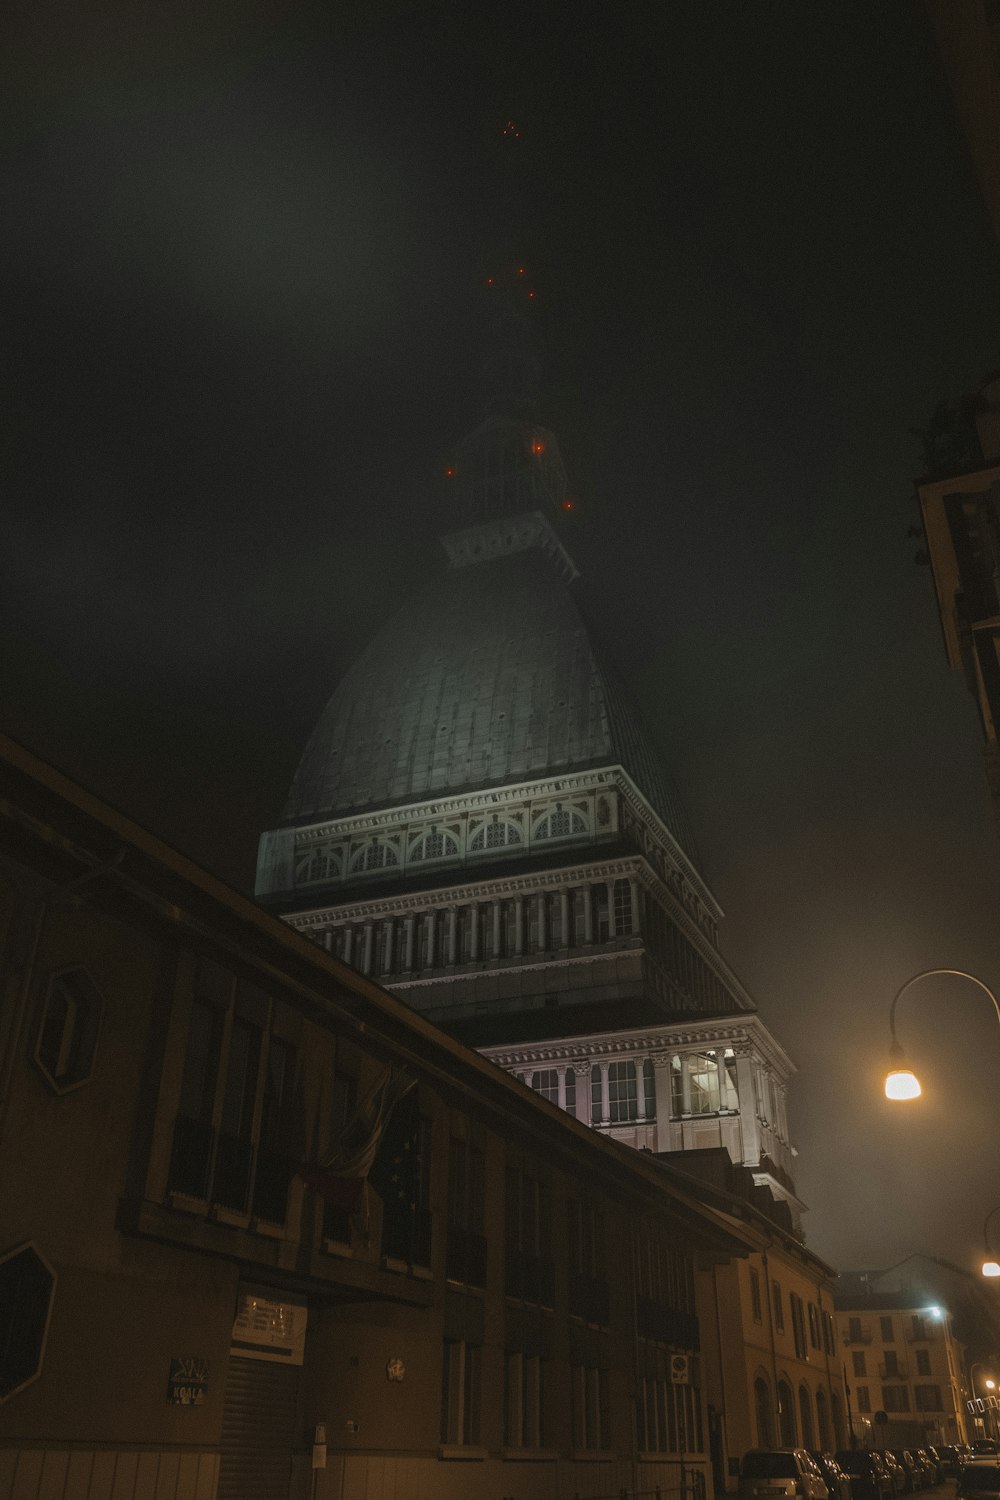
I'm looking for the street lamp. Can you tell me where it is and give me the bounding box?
[884,968,1000,1101]
[982,1208,1000,1279]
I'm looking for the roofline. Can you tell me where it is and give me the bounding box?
[0,731,758,1256]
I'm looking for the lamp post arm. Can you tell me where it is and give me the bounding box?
[888,968,1000,1051]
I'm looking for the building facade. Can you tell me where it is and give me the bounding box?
[833,1293,968,1449]
[0,732,762,1500]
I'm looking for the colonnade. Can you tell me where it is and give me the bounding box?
[321,876,641,979]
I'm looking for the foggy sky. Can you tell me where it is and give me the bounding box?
[5,1,1000,1275]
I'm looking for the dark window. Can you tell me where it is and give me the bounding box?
[35,969,103,1093]
[773,1281,784,1331]
[613,879,633,936]
[852,1351,866,1376]
[880,1315,894,1342]
[0,1245,56,1402]
[916,1349,931,1376]
[446,1130,486,1286]
[441,1340,481,1444]
[915,1385,943,1411]
[749,1266,763,1322]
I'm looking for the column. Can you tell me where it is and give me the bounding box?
[559,889,570,949]
[652,1055,674,1153]
[382,919,394,973]
[322,930,334,952]
[404,915,415,971]
[583,885,594,944]
[470,903,480,961]
[599,1061,610,1125]
[343,926,354,965]
[734,1051,760,1167]
[514,896,525,955]
[426,909,437,968]
[574,1062,591,1123]
[447,907,458,966]
[538,892,548,951]
[629,878,641,936]
[557,1066,567,1111]
[492,899,502,957]
[362,921,374,974]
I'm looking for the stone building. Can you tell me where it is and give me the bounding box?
[0,731,758,1500]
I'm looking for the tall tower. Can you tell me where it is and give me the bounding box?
[256,266,803,1229]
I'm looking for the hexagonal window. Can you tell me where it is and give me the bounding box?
[0,1243,56,1402]
[34,967,103,1093]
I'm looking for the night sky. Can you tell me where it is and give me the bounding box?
[6,2,1000,1275]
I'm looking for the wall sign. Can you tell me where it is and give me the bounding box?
[167,1357,209,1405]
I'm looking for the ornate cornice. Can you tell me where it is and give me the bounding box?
[479,1011,796,1079]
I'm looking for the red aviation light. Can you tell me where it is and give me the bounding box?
[445,466,456,478]
[563,498,575,511]
[532,440,544,455]
[517,266,526,276]
[528,289,536,299]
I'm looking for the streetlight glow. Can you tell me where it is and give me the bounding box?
[984,1262,1000,1278]
[885,1067,921,1100]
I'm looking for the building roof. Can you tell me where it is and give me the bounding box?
[283,546,697,856]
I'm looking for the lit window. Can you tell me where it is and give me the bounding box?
[469,817,522,851]
[688,1054,721,1114]
[608,1061,638,1123]
[35,968,103,1093]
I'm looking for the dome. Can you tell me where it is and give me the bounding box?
[284,547,696,856]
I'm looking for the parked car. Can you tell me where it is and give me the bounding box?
[889,1451,921,1493]
[739,1450,830,1500]
[915,1449,941,1485]
[835,1450,894,1500]
[936,1445,967,1480]
[974,1444,1000,1459]
[958,1461,1000,1500]
[812,1453,853,1500]
[881,1452,908,1497]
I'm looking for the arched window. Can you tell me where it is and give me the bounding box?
[409,828,460,864]
[831,1390,845,1449]
[816,1387,830,1451]
[798,1386,813,1449]
[469,817,522,852]
[754,1376,773,1447]
[533,804,588,841]
[349,839,400,873]
[777,1379,796,1446]
[295,847,343,885]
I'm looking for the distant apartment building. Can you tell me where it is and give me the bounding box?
[834,1293,968,1448]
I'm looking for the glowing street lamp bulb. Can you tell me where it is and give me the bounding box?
[983,1262,1000,1278]
[885,1068,922,1100]
[928,1306,944,1320]
[987,1380,997,1389]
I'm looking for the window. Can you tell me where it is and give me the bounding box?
[531,1069,559,1103]
[852,1351,866,1377]
[35,968,103,1093]
[636,1366,703,1455]
[882,1350,899,1376]
[790,1294,807,1359]
[571,1363,608,1450]
[0,1244,55,1403]
[848,1316,863,1342]
[505,1160,553,1304]
[565,1067,576,1114]
[881,1385,910,1412]
[441,1340,481,1445]
[613,879,633,936]
[856,1386,871,1413]
[880,1315,894,1342]
[911,1314,927,1340]
[446,1128,486,1286]
[643,1059,656,1120]
[534,804,588,841]
[167,965,294,1225]
[915,1385,943,1411]
[322,1072,358,1244]
[295,846,342,885]
[409,828,460,863]
[773,1282,785,1331]
[777,1378,795,1445]
[469,817,522,851]
[608,1060,638,1122]
[749,1266,763,1322]
[688,1053,721,1113]
[504,1351,545,1448]
[916,1348,931,1375]
[798,1386,814,1448]
[807,1303,820,1349]
[754,1376,774,1445]
[349,839,400,873]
